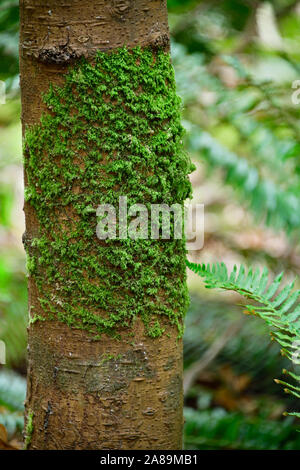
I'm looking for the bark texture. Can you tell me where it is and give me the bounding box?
[20,0,188,450]
[26,321,183,449]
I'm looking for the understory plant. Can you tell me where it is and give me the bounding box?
[186,260,300,419]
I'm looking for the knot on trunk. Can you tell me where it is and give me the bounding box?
[37,46,79,65]
[108,1,132,22]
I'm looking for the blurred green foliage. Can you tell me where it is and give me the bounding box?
[173,0,300,448]
[0,0,19,91]
[184,407,300,450]
[0,256,27,367]
[0,0,300,450]
[0,370,25,439]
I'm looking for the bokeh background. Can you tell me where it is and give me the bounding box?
[1,0,300,449]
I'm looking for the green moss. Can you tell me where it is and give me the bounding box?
[24,410,34,449]
[26,254,36,276]
[99,353,122,365]
[147,319,166,338]
[24,47,194,338]
[29,313,46,325]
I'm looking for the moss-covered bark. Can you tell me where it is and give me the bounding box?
[24,47,193,339]
[20,0,193,449]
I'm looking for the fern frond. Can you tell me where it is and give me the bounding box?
[187,260,300,418]
[187,129,300,233]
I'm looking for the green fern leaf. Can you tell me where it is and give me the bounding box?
[186,259,300,419]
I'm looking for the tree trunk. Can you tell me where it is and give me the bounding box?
[20,0,193,450]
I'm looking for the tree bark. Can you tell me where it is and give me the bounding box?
[20,0,191,450]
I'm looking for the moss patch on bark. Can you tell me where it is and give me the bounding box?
[24,410,34,449]
[24,47,194,338]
